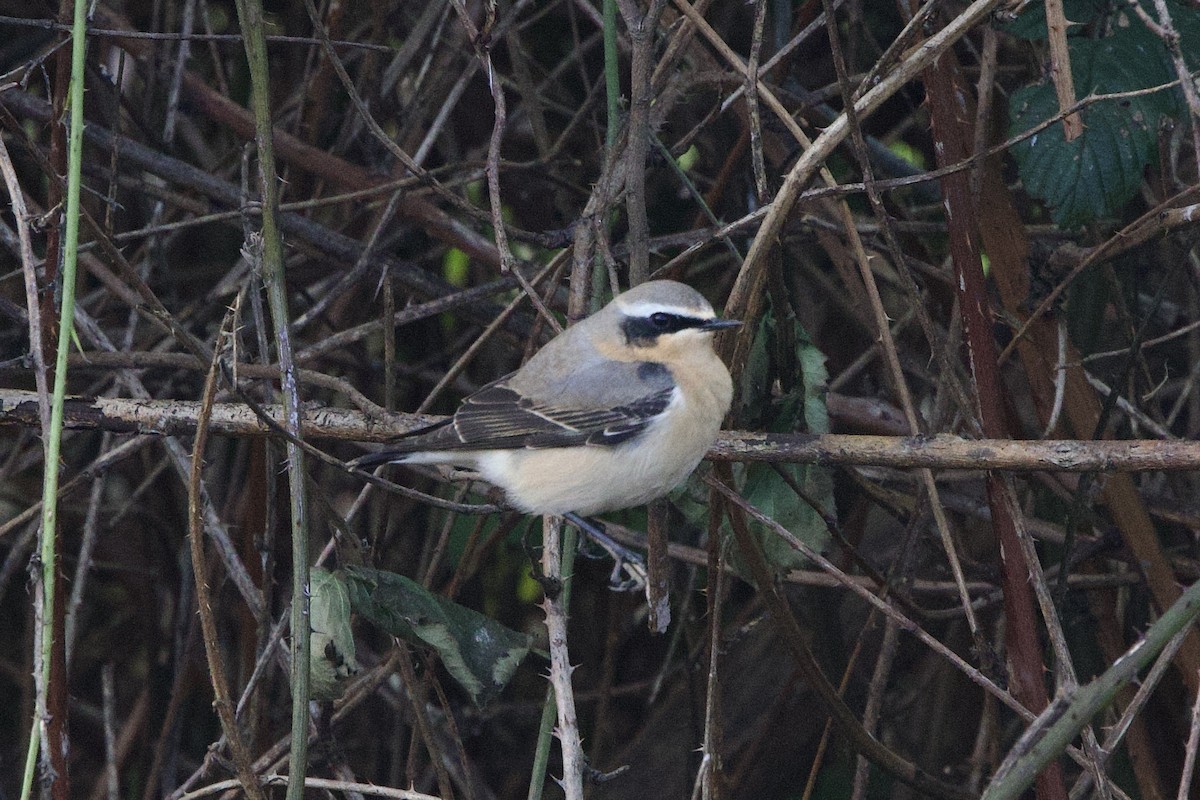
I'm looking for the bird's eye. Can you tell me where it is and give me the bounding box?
[650,312,673,329]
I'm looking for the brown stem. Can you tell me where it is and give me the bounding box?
[12,388,1200,472]
[922,34,1065,800]
[617,0,669,285]
[1044,0,1084,141]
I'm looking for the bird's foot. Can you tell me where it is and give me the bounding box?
[564,513,647,592]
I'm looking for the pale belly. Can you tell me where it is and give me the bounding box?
[474,416,715,516]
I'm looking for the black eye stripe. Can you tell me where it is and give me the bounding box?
[621,313,704,343]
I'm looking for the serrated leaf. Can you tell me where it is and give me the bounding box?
[344,566,531,707]
[308,568,359,701]
[1008,4,1196,227]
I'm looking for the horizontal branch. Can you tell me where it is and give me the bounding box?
[2,388,1197,471]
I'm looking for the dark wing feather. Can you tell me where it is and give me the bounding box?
[449,381,676,449]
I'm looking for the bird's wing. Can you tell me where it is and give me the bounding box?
[447,379,676,449]
[366,358,677,458]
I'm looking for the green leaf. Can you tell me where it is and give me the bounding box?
[738,315,773,429]
[307,568,359,701]
[796,325,831,436]
[344,566,532,707]
[1008,4,1195,226]
[686,309,833,575]
[742,322,834,573]
[738,461,832,573]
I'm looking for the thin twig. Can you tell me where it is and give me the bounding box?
[188,309,265,800]
[541,515,585,800]
[1144,0,1200,180]
[1044,0,1083,140]
[617,0,670,285]
[181,776,443,800]
[820,0,983,638]
[0,127,49,429]
[1178,670,1200,800]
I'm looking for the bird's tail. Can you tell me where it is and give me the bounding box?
[349,417,456,469]
[348,450,408,469]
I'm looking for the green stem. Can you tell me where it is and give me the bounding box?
[232,1,312,796]
[599,0,621,298]
[603,0,619,150]
[20,1,87,798]
[982,576,1200,800]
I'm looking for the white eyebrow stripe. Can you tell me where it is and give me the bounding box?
[615,300,715,318]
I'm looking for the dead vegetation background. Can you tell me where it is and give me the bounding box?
[2,1,1200,799]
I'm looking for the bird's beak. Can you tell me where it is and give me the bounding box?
[698,317,741,331]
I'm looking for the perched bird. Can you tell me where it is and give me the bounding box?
[354,280,739,583]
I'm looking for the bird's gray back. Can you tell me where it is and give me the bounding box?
[507,325,675,408]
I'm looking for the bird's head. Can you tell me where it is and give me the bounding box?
[599,280,740,362]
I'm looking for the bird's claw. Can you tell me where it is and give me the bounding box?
[608,557,647,592]
[564,513,647,592]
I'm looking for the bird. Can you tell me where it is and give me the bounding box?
[353,279,739,586]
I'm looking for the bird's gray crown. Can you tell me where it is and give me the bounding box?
[612,280,716,319]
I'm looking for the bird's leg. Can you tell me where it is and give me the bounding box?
[563,513,647,592]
